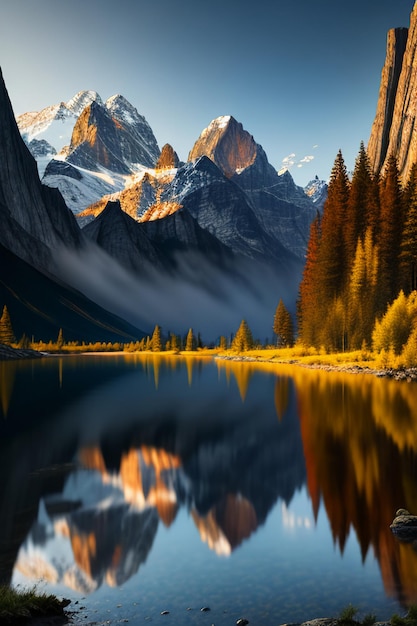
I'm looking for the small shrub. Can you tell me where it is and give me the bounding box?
[338,604,359,625]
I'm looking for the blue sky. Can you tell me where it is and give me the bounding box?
[0,1,414,186]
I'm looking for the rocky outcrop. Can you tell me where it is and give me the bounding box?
[156,143,180,169]
[188,115,257,178]
[368,3,417,181]
[82,200,164,273]
[367,27,409,174]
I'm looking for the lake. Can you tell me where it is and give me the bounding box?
[1,353,417,625]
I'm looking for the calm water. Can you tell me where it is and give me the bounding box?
[1,354,417,625]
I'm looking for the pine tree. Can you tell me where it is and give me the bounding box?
[0,306,15,345]
[170,332,179,352]
[151,325,162,351]
[185,328,195,351]
[345,142,376,266]
[297,212,321,346]
[273,299,294,347]
[231,320,254,352]
[57,328,64,349]
[401,162,417,293]
[318,150,350,300]
[219,335,227,350]
[377,154,403,308]
[348,227,379,348]
[372,290,417,355]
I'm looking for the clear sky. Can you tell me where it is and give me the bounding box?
[0,1,414,186]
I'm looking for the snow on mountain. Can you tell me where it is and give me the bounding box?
[17,91,161,213]
[303,175,328,211]
[17,91,103,177]
[66,90,103,115]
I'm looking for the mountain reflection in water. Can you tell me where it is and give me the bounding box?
[1,355,417,622]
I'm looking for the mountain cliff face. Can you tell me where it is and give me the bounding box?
[77,116,315,262]
[188,115,257,177]
[368,2,417,180]
[0,69,82,270]
[19,91,161,212]
[0,68,145,341]
[188,116,315,258]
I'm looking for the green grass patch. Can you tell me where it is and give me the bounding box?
[0,585,70,624]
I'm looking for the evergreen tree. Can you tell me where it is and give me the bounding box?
[57,328,64,349]
[219,335,227,350]
[170,332,179,352]
[377,154,403,308]
[401,162,417,293]
[185,328,195,351]
[318,150,350,301]
[297,212,321,346]
[345,142,376,265]
[0,306,15,345]
[231,320,254,352]
[273,299,294,347]
[348,227,379,348]
[151,325,162,351]
[372,290,417,355]
[17,334,30,349]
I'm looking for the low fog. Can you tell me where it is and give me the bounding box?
[55,241,303,342]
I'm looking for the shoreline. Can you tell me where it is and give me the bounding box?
[214,354,417,382]
[1,343,417,382]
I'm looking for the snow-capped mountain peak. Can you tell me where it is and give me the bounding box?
[66,90,103,115]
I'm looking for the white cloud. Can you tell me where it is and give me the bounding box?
[280,151,315,172]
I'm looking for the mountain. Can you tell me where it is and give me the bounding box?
[188,115,315,258]
[76,116,315,263]
[5,68,314,339]
[304,176,328,212]
[17,91,102,176]
[0,241,144,342]
[0,68,145,342]
[367,2,417,180]
[18,91,160,213]
[0,70,82,273]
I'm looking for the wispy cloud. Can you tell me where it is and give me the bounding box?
[279,147,317,174]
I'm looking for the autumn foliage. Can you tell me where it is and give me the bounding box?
[298,146,417,355]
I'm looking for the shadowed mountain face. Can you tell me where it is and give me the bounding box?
[0,70,82,273]
[0,241,144,342]
[0,68,146,341]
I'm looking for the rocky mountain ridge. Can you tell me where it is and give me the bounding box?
[18,93,318,261]
[367,1,417,181]
[1,66,307,340]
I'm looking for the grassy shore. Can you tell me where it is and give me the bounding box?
[0,586,70,624]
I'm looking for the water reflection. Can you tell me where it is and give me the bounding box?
[1,355,417,618]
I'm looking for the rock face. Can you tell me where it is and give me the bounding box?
[188,115,257,178]
[19,90,161,212]
[187,116,315,258]
[0,68,145,341]
[156,143,180,169]
[368,2,417,180]
[367,27,409,175]
[0,68,82,272]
